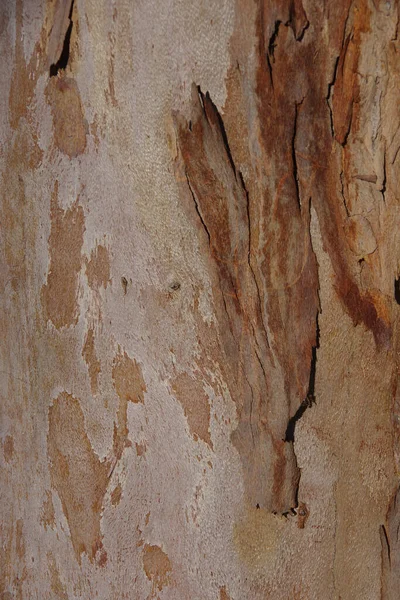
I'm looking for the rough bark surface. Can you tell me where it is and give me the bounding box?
[1,0,400,599]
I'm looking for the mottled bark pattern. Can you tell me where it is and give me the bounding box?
[2,0,400,598]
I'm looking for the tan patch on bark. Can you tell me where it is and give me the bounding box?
[3,124,43,287]
[15,519,25,561]
[135,442,147,456]
[3,435,14,462]
[47,552,68,600]
[40,491,56,530]
[220,586,232,600]
[86,244,111,290]
[110,483,122,507]
[233,507,284,569]
[82,327,101,394]
[97,548,108,568]
[112,349,146,404]
[47,392,109,564]
[46,73,87,158]
[0,526,12,596]
[142,544,172,593]
[41,183,85,329]
[112,349,146,459]
[171,373,213,449]
[5,121,43,175]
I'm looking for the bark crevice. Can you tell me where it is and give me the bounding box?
[292,99,304,210]
[284,313,319,443]
[49,0,75,77]
[185,170,212,247]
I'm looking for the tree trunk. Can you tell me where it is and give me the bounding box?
[1,0,400,598]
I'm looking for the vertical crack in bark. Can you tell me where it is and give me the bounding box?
[268,20,282,58]
[266,54,274,89]
[326,55,340,139]
[326,2,353,140]
[266,20,282,90]
[381,149,387,204]
[393,9,400,41]
[340,103,353,147]
[292,99,303,210]
[284,312,319,443]
[254,343,268,380]
[49,0,75,76]
[220,291,236,342]
[395,277,400,305]
[380,486,400,596]
[198,87,237,177]
[380,523,392,600]
[287,0,309,41]
[241,169,271,350]
[185,171,211,247]
[339,170,350,216]
[381,524,391,565]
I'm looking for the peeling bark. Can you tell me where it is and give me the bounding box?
[2,0,400,598]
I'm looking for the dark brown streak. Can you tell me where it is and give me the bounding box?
[287,0,309,41]
[341,101,353,147]
[267,54,274,89]
[339,170,350,216]
[292,99,303,210]
[268,19,282,58]
[265,20,282,90]
[326,55,340,138]
[381,150,387,203]
[199,89,237,177]
[185,171,211,246]
[285,312,319,443]
[254,343,268,383]
[220,290,236,341]
[332,32,353,146]
[226,270,242,315]
[380,523,391,565]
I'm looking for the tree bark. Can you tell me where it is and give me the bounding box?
[1,0,400,598]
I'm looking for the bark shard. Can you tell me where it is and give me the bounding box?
[174,84,318,512]
[49,0,75,77]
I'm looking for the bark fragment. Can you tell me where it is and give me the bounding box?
[85,245,111,291]
[142,544,172,595]
[82,326,101,395]
[47,393,110,564]
[174,84,314,512]
[41,183,85,329]
[48,0,75,76]
[171,372,213,449]
[46,74,87,158]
